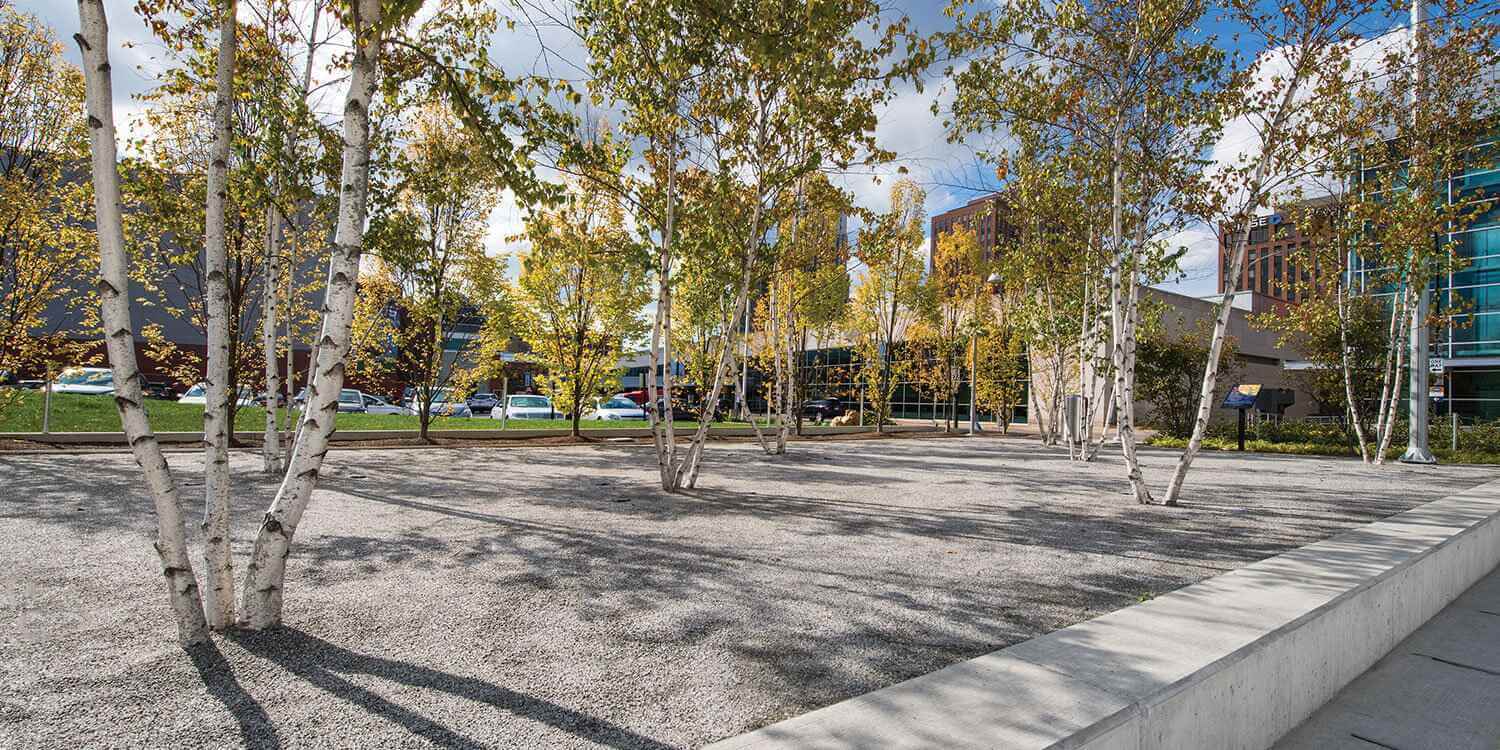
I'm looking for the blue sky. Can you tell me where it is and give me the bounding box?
[23,0,1421,297]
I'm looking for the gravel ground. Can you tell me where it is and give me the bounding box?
[0,437,1494,749]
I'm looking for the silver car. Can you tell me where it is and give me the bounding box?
[493,394,559,420]
[406,388,473,418]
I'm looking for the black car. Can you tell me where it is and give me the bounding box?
[801,397,845,421]
[466,391,499,415]
[143,379,178,400]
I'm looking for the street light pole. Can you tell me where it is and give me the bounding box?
[1401,0,1435,464]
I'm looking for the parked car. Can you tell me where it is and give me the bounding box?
[466,390,500,415]
[801,397,846,422]
[614,389,649,406]
[49,367,115,395]
[359,392,406,415]
[586,396,648,421]
[177,383,255,406]
[142,379,178,400]
[494,394,558,421]
[337,389,369,413]
[406,388,473,418]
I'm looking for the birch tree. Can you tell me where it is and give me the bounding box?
[577,0,917,489]
[758,174,852,447]
[1255,199,1389,459]
[1358,2,1496,464]
[945,0,1222,502]
[195,0,239,633]
[570,0,710,490]
[1161,0,1384,504]
[240,0,566,627]
[237,0,389,630]
[672,0,915,489]
[75,0,210,645]
[256,0,328,472]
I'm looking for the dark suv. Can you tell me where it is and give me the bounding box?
[801,397,845,421]
[142,379,178,400]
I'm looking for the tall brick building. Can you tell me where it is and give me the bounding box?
[930,193,1007,268]
[1218,202,1337,306]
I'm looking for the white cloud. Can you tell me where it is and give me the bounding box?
[1156,29,1409,297]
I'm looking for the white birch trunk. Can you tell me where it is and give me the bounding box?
[646,130,678,491]
[200,0,237,631]
[681,197,764,489]
[1374,284,1413,465]
[1162,66,1304,505]
[279,0,320,470]
[1374,289,1402,438]
[1106,122,1153,504]
[262,204,281,473]
[743,288,774,453]
[1115,242,1152,504]
[1337,276,1372,462]
[75,0,210,645]
[238,0,383,629]
[773,285,790,453]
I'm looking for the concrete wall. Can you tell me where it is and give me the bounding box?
[707,477,1500,750]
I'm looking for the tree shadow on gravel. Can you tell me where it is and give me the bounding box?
[230,628,674,750]
[187,640,281,749]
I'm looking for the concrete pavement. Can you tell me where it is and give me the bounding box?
[1274,566,1500,750]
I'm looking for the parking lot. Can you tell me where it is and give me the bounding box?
[0,438,1493,748]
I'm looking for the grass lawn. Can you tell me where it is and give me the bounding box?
[1146,433,1500,465]
[0,390,743,434]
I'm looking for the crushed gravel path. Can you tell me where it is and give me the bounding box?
[0,437,1493,749]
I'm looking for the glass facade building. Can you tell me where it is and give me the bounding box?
[1437,143,1500,419]
[1349,134,1500,420]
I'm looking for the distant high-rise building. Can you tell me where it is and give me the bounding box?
[929,193,1007,269]
[1217,203,1337,307]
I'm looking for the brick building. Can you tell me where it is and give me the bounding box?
[1217,201,1337,306]
[930,193,1007,268]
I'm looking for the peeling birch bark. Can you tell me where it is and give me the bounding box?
[262,203,281,474]
[238,0,383,630]
[200,0,238,630]
[1337,276,1372,462]
[75,0,209,645]
[1105,118,1154,504]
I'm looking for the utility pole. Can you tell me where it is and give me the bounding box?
[1403,0,1436,464]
